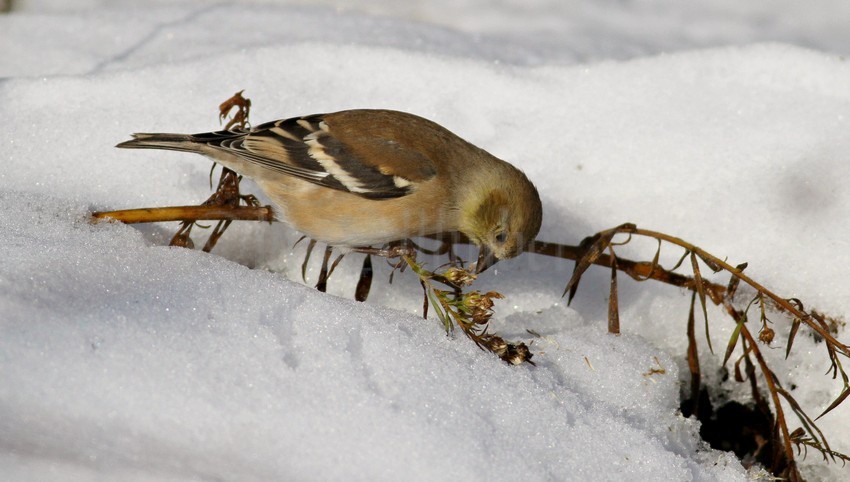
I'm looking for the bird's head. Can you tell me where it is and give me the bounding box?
[460,170,542,273]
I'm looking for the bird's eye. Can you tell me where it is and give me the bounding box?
[495,231,507,244]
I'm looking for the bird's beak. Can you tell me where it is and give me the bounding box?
[475,246,499,274]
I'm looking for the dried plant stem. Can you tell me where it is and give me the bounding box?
[529,239,726,301]
[91,205,274,224]
[401,255,533,365]
[548,222,849,478]
[721,299,796,476]
[527,222,849,477]
[629,227,849,357]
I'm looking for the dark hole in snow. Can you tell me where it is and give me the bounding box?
[681,386,787,476]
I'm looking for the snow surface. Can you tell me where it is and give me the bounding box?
[2,1,850,480]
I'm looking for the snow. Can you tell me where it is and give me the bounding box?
[2,1,850,480]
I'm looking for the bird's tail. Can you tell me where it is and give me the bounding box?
[115,133,199,152]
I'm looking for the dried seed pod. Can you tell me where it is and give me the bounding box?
[503,342,533,365]
[487,337,508,358]
[759,326,775,345]
[443,267,476,286]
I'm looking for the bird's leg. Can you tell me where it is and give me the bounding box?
[350,242,417,285]
[421,232,469,266]
[445,244,462,267]
[240,193,260,207]
[350,242,417,260]
[410,239,464,267]
[328,253,345,277]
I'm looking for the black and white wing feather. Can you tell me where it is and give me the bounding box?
[118,112,438,200]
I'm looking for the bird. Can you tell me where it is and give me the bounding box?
[116,109,542,272]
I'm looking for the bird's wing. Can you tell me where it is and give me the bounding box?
[197,114,437,199]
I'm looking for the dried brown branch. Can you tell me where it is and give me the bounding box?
[529,239,727,302]
[632,226,848,355]
[94,91,266,250]
[91,205,274,224]
[156,91,259,250]
[534,222,849,479]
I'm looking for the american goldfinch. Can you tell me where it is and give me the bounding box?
[117,109,542,272]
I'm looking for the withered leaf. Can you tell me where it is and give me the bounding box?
[690,252,714,354]
[786,318,802,360]
[686,292,701,411]
[563,228,620,304]
[733,353,746,383]
[696,252,723,273]
[670,249,691,271]
[202,219,232,252]
[817,386,850,421]
[724,312,747,367]
[608,252,620,335]
[726,262,748,299]
[327,253,345,279]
